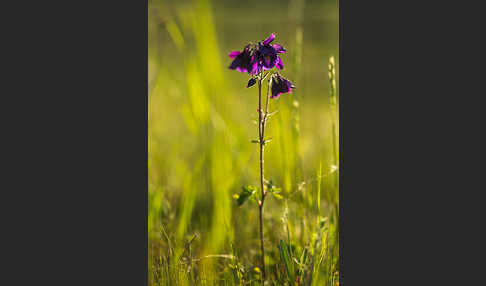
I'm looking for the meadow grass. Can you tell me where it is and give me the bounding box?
[149,0,338,284]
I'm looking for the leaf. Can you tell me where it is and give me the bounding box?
[262,138,272,145]
[279,240,296,282]
[298,248,309,275]
[265,180,274,190]
[266,180,282,195]
[270,192,283,200]
[266,110,279,119]
[236,185,256,206]
[300,248,308,265]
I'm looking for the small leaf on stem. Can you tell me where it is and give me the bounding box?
[236,185,256,206]
[266,110,279,118]
[265,180,283,199]
[247,78,257,88]
[270,192,283,200]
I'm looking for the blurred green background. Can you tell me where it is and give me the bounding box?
[149,0,339,284]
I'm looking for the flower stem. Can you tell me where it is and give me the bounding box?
[257,73,267,284]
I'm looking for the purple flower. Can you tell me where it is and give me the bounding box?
[271,73,295,99]
[228,33,287,78]
[229,45,259,74]
[257,33,286,71]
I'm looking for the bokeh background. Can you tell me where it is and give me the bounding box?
[149,0,339,284]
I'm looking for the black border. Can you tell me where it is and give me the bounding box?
[4,1,148,284]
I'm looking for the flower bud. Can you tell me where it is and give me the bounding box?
[247,78,257,88]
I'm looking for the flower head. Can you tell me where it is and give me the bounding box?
[257,33,286,71]
[228,44,259,74]
[228,33,287,77]
[271,73,295,99]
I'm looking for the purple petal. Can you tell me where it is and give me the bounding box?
[229,58,240,70]
[273,44,286,53]
[276,57,284,70]
[263,33,275,45]
[228,51,241,58]
[250,62,259,75]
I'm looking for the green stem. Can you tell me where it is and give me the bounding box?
[257,75,266,284]
[258,72,272,284]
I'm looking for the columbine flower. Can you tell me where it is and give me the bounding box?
[257,33,286,71]
[229,44,258,74]
[228,33,287,77]
[271,73,295,99]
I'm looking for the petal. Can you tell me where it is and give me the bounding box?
[273,44,286,53]
[251,62,260,75]
[229,58,240,69]
[276,57,284,70]
[286,79,295,92]
[263,33,275,45]
[228,51,241,58]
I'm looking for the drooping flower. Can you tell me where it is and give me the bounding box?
[271,73,295,99]
[257,33,286,71]
[228,33,288,79]
[229,44,258,74]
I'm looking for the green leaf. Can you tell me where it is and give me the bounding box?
[262,138,272,145]
[278,240,296,282]
[298,248,309,275]
[236,185,256,206]
[266,110,279,120]
[270,192,283,200]
[265,180,272,190]
[265,180,282,195]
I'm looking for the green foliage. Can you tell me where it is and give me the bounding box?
[266,180,283,200]
[236,185,257,206]
[279,240,296,283]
